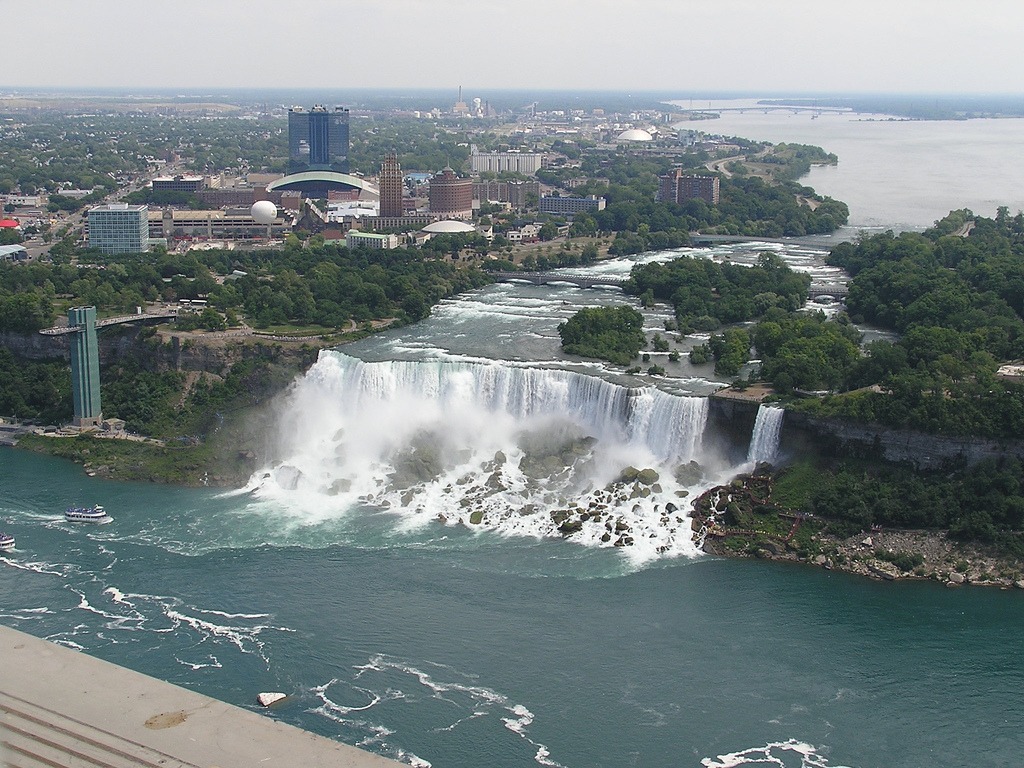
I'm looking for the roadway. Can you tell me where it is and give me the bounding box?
[16,161,184,261]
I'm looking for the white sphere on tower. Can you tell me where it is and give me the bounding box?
[250,200,278,225]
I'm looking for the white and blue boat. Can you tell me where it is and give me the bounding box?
[0,532,14,551]
[65,505,112,524]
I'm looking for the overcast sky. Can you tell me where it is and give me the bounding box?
[5,0,1023,94]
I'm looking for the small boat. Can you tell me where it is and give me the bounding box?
[0,532,14,551]
[64,505,112,524]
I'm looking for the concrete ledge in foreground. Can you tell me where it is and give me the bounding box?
[0,624,401,768]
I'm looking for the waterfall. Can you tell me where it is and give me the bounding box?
[250,351,716,560]
[283,351,708,464]
[746,405,785,464]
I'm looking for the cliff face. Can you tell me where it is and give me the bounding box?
[708,394,1024,469]
[0,327,159,364]
[0,328,320,375]
[780,410,1024,470]
[705,395,762,463]
[0,331,69,360]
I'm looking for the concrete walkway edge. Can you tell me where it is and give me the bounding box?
[0,624,401,768]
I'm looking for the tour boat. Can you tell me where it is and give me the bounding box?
[64,505,112,524]
[0,532,14,551]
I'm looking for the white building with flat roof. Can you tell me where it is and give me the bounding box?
[470,151,545,176]
[346,231,399,250]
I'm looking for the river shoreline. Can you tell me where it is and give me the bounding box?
[691,474,1024,590]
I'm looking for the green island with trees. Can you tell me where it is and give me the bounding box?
[557,306,647,366]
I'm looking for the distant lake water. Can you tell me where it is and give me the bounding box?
[673,98,1024,231]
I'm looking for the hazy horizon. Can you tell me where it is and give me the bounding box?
[7,0,1024,94]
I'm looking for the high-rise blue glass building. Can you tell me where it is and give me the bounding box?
[288,105,349,174]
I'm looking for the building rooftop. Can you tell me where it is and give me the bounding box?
[89,203,147,213]
[616,128,654,142]
[0,244,27,257]
[268,171,377,195]
[422,220,476,234]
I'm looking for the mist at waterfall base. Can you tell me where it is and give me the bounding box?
[247,351,739,563]
[4,244,1024,768]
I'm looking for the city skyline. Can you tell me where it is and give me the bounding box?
[4,0,1024,94]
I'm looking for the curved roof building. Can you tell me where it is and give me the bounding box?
[616,128,654,142]
[421,220,477,234]
[267,171,377,198]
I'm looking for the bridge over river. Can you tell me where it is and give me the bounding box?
[488,270,847,298]
[807,284,848,298]
[39,310,178,336]
[488,271,628,289]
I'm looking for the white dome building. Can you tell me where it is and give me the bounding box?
[250,200,278,224]
[421,220,477,234]
[616,128,654,143]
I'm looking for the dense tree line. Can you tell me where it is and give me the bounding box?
[0,289,55,333]
[483,243,599,274]
[0,242,492,333]
[0,349,71,423]
[753,143,838,182]
[627,252,810,330]
[793,458,1024,554]
[754,310,862,391]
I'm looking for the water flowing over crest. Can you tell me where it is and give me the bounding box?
[249,351,729,561]
[747,405,785,465]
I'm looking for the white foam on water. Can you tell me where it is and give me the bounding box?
[701,739,854,768]
[162,606,293,666]
[502,703,534,732]
[1,557,72,577]
[175,654,223,670]
[320,653,564,767]
[104,586,133,607]
[0,606,54,623]
[49,637,85,650]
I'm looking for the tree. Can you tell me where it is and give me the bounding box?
[538,222,559,241]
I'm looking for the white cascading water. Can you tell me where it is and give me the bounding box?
[249,351,723,561]
[746,405,785,464]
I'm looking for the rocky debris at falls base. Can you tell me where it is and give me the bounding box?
[692,470,1024,590]
[441,453,707,551]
